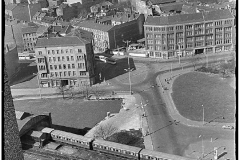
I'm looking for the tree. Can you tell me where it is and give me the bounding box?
[78,8,88,19]
[190,55,202,70]
[93,123,118,140]
[56,85,67,99]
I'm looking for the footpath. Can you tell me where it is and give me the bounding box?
[156,68,235,128]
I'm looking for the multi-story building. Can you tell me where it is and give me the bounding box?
[35,35,95,87]
[75,13,145,52]
[144,9,234,59]
[21,26,38,52]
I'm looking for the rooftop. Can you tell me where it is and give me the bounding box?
[22,26,39,34]
[145,9,234,26]
[76,19,113,32]
[35,35,90,48]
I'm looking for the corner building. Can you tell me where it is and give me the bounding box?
[35,36,95,87]
[144,9,234,58]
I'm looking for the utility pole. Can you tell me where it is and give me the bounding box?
[33,73,42,99]
[178,43,181,64]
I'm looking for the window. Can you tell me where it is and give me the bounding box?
[161,27,165,31]
[205,28,213,34]
[225,20,232,25]
[50,65,53,70]
[154,27,161,32]
[59,64,62,69]
[67,56,69,61]
[50,72,54,77]
[224,39,232,44]
[186,31,193,36]
[195,23,204,29]
[155,46,161,50]
[54,65,57,70]
[78,49,82,53]
[155,34,161,38]
[55,72,58,77]
[146,34,153,38]
[195,42,204,47]
[61,49,64,53]
[53,57,56,62]
[224,33,231,38]
[168,45,174,50]
[38,51,42,55]
[215,21,222,26]
[205,41,213,46]
[146,26,153,31]
[70,49,72,53]
[71,56,74,61]
[206,35,213,40]
[195,36,204,41]
[48,50,50,54]
[168,39,174,44]
[147,45,153,50]
[185,25,193,30]
[167,26,174,31]
[155,40,161,44]
[205,22,213,27]
[195,29,204,35]
[68,71,71,76]
[155,52,161,57]
[186,37,193,42]
[224,27,232,32]
[64,71,67,76]
[68,64,71,69]
[167,34,174,39]
[72,64,75,69]
[66,49,68,53]
[176,32,183,37]
[147,40,153,44]
[186,43,193,48]
[73,71,76,76]
[216,34,222,39]
[56,50,59,54]
[215,28,223,32]
[63,64,66,69]
[176,25,183,30]
[52,50,55,54]
[177,38,184,43]
[58,57,61,62]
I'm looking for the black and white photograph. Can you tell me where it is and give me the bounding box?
[4,0,236,159]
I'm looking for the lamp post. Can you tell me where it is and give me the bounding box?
[202,105,204,126]
[199,135,204,158]
[177,42,182,64]
[33,73,42,99]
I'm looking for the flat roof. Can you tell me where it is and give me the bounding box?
[51,130,92,142]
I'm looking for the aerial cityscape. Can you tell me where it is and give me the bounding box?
[4,0,236,159]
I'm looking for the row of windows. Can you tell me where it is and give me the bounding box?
[50,71,87,77]
[49,63,85,70]
[93,144,137,156]
[48,55,85,63]
[38,65,46,70]
[37,58,45,63]
[52,134,88,145]
[23,33,36,38]
[24,37,37,41]
[38,49,83,56]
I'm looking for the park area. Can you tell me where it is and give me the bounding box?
[13,98,122,134]
[172,72,235,123]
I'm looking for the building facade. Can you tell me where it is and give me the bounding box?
[22,26,38,52]
[76,13,145,52]
[144,9,234,59]
[35,36,95,87]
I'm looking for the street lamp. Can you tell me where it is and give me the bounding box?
[124,67,134,95]
[33,73,42,99]
[177,42,182,64]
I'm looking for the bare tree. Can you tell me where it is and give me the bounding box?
[93,123,118,140]
[56,85,68,99]
[190,54,202,70]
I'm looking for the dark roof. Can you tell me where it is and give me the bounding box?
[35,36,89,48]
[22,26,39,34]
[159,2,183,12]
[67,28,93,43]
[5,4,18,11]
[41,16,56,24]
[150,0,176,5]
[145,9,233,26]
[76,20,113,32]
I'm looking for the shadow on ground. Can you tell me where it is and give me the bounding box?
[94,57,136,84]
[51,124,91,135]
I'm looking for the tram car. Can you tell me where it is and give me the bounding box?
[140,149,194,160]
[50,130,93,149]
[92,138,142,159]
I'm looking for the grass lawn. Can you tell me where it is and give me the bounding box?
[172,72,235,123]
[13,98,122,130]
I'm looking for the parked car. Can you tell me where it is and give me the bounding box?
[222,125,234,130]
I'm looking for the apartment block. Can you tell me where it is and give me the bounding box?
[22,26,38,52]
[35,35,95,87]
[144,9,234,59]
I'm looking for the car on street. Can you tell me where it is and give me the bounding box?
[222,125,234,130]
[112,47,126,56]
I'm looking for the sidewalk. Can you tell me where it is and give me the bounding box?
[84,93,154,150]
[156,68,235,128]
